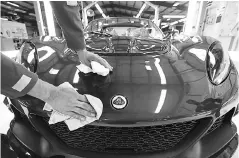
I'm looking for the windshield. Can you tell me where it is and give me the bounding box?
[85,17,164,39]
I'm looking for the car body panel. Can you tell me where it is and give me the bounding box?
[7,17,239,158]
[8,104,238,158]
[14,35,238,126]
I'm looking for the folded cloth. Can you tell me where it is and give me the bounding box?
[76,61,110,76]
[43,82,103,131]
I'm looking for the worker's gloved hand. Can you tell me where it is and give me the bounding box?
[77,49,113,71]
[45,86,96,121]
[28,79,96,120]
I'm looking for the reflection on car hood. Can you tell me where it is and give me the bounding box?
[14,36,238,125]
[85,36,170,54]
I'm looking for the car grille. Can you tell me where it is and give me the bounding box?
[45,119,198,154]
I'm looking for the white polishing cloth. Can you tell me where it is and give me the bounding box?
[43,82,103,131]
[76,61,110,76]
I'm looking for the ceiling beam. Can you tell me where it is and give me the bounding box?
[92,4,155,15]
[150,1,187,11]
[109,11,134,17]
[133,1,136,9]
[21,1,34,7]
[136,3,147,18]
[93,11,148,19]
[94,11,132,18]
[109,1,116,17]
[1,2,34,13]
[95,3,107,18]
[125,1,128,14]
[1,9,37,25]
[83,1,87,7]
[1,5,35,19]
[92,13,177,23]
[2,1,34,12]
[144,5,152,19]
[101,1,107,13]
[144,5,151,12]
[132,1,138,17]
[159,7,169,15]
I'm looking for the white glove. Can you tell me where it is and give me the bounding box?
[28,79,96,120]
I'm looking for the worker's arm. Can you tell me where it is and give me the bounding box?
[1,53,38,99]
[50,1,85,51]
[50,1,112,70]
[1,53,95,119]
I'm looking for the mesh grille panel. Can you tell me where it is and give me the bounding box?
[46,119,198,154]
[206,115,226,135]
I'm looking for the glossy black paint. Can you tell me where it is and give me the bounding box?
[7,17,239,157]
[6,107,239,158]
[14,35,239,125]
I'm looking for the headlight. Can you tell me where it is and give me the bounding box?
[206,41,230,85]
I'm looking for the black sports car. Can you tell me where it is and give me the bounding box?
[2,17,239,158]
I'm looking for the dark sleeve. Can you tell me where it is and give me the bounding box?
[1,53,38,99]
[50,1,86,51]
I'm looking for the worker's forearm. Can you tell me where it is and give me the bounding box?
[50,1,86,51]
[27,79,57,102]
[1,53,38,99]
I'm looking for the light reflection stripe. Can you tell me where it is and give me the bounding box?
[145,65,152,70]
[38,46,55,62]
[155,89,167,113]
[73,69,80,83]
[154,58,167,113]
[27,46,55,63]
[154,58,166,84]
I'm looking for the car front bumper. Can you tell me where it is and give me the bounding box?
[178,123,238,158]
[7,86,239,158]
[8,116,238,158]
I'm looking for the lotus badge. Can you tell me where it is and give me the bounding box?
[111,95,128,109]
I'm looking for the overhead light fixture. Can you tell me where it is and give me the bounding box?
[173,2,180,7]
[15,15,20,20]
[167,18,170,21]
[7,2,20,7]
[163,15,186,19]
[14,9,26,13]
[161,22,167,25]
[8,12,17,15]
[29,13,35,16]
[95,4,102,14]
[178,18,186,22]
[0,3,11,9]
[170,21,179,25]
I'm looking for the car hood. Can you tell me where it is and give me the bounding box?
[15,36,236,125]
[77,55,212,123]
